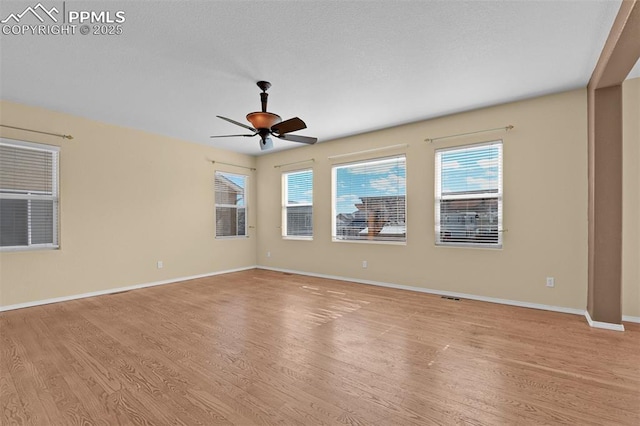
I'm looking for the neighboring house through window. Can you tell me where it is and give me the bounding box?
[0,139,60,250]
[332,155,406,243]
[282,169,313,238]
[215,171,247,237]
[435,141,503,247]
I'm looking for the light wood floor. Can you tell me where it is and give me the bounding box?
[1,269,639,425]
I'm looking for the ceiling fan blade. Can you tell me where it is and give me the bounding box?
[210,134,256,138]
[217,115,257,132]
[271,117,306,135]
[276,134,318,145]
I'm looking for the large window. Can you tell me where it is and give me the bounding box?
[0,139,60,250]
[332,156,406,243]
[215,171,247,237]
[435,141,502,247]
[282,169,313,238]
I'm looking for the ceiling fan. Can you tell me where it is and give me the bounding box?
[211,81,318,151]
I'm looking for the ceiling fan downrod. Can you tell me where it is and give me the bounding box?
[257,81,271,113]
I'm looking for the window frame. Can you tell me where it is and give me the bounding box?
[282,168,313,240]
[0,138,60,252]
[434,140,503,249]
[331,155,407,245]
[214,171,248,239]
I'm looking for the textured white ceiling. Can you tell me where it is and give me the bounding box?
[0,0,625,155]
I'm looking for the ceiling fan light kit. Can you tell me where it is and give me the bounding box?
[211,81,317,151]
[260,137,274,151]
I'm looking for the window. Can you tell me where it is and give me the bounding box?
[0,139,60,250]
[282,169,313,238]
[435,141,502,247]
[214,171,247,237]
[332,156,406,243]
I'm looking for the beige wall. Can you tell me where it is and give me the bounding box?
[256,89,590,311]
[0,100,257,308]
[2,82,636,317]
[623,77,640,318]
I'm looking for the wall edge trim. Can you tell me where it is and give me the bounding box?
[0,265,258,312]
[257,265,586,316]
[585,310,625,331]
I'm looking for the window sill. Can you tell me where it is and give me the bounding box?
[332,238,406,246]
[0,245,59,252]
[283,236,313,241]
[436,242,502,250]
[215,236,249,240]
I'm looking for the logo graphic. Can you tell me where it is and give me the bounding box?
[1,3,59,24]
[1,2,126,36]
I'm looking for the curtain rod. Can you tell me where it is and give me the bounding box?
[211,160,256,171]
[274,158,314,169]
[1,124,74,140]
[425,125,513,143]
[328,143,408,160]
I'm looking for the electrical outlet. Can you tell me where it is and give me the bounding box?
[157,261,163,269]
[267,251,271,258]
[362,260,368,269]
[546,277,555,287]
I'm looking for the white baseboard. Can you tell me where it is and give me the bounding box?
[0,265,257,312]
[622,315,640,324]
[257,266,586,316]
[5,265,635,329]
[584,310,625,331]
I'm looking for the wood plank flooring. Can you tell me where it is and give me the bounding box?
[1,269,639,425]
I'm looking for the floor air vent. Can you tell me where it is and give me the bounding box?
[441,296,460,301]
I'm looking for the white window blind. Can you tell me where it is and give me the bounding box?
[214,171,247,237]
[435,141,502,247]
[0,139,59,250]
[282,169,313,238]
[332,155,406,242]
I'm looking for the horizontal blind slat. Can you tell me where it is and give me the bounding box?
[0,145,54,193]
